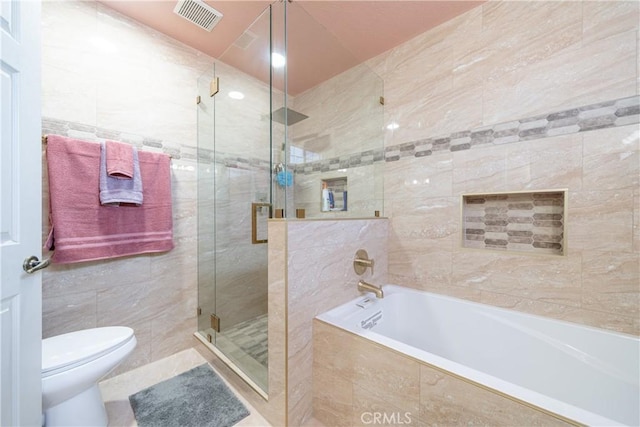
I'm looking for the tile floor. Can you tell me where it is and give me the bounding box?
[99,348,271,427]
[199,313,269,393]
[223,314,268,368]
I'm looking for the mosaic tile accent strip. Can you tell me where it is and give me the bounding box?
[384,96,639,163]
[291,149,384,174]
[45,94,638,175]
[288,95,638,174]
[42,117,189,158]
[42,117,271,171]
[462,191,565,255]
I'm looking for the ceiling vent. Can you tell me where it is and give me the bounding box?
[173,0,223,32]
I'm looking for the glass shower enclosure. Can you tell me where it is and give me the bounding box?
[196,0,383,397]
[196,4,274,394]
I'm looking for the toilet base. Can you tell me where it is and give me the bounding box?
[44,384,108,427]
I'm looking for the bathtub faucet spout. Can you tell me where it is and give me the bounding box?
[357,280,384,299]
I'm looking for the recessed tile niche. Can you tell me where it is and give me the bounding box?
[462,190,566,256]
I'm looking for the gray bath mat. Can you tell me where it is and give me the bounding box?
[129,364,250,427]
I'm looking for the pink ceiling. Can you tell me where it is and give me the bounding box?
[97,0,484,95]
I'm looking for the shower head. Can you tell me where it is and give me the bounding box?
[272,107,309,126]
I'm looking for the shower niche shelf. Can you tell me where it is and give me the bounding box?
[321,177,348,212]
[461,189,567,256]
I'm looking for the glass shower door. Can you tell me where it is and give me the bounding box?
[197,4,273,394]
[196,66,216,346]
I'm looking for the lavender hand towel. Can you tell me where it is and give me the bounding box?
[99,142,143,206]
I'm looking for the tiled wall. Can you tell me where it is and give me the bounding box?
[288,0,639,335]
[288,62,385,219]
[267,218,388,426]
[313,320,572,427]
[41,1,210,374]
[364,0,639,335]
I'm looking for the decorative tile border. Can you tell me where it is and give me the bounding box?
[384,95,639,162]
[44,94,638,175]
[290,95,639,174]
[291,149,384,174]
[42,117,271,171]
[42,117,191,158]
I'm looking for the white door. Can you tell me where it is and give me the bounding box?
[1,0,43,425]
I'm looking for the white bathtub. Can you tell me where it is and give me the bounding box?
[316,284,640,426]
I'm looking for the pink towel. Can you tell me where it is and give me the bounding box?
[106,140,134,179]
[45,134,174,264]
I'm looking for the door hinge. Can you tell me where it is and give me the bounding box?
[210,77,219,97]
[197,307,202,316]
[210,314,220,332]
[196,95,201,105]
[379,96,385,105]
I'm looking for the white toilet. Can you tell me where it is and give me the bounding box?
[42,327,137,427]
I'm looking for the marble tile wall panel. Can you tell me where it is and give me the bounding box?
[286,60,384,219]
[581,251,640,318]
[358,0,640,335]
[266,220,288,427]
[291,63,383,160]
[313,320,572,426]
[287,219,388,426]
[568,189,635,252]
[419,364,570,426]
[212,61,272,162]
[383,121,638,336]
[582,125,639,191]
[582,1,640,46]
[293,95,637,177]
[41,0,207,375]
[634,187,640,253]
[43,2,211,145]
[484,32,637,126]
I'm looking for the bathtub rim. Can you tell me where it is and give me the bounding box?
[315,284,639,427]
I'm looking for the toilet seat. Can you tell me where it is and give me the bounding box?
[42,327,134,378]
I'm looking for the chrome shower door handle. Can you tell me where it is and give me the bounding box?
[22,255,50,274]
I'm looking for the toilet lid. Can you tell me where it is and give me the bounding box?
[42,327,134,375]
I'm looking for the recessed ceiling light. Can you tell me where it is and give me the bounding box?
[386,122,399,130]
[272,52,286,68]
[228,91,245,100]
[89,36,118,54]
